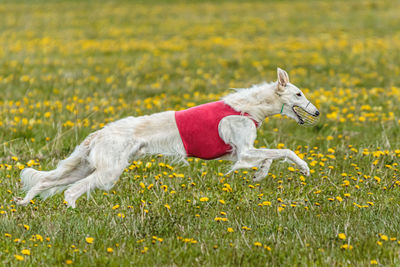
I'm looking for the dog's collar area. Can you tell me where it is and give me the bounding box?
[280,104,284,114]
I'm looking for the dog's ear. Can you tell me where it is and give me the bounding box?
[277,67,289,91]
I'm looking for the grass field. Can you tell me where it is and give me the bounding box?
[1,0,400,265]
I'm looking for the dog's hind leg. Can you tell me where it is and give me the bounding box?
[20,146,86,190]
[16,146,93,205]
[63,167,124,208]
[64,141,143,208]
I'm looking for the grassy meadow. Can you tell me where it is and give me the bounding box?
[1,0,400,265]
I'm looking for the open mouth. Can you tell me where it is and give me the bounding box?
[292,105,320,126]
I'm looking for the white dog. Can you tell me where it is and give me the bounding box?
[16,68,319,208]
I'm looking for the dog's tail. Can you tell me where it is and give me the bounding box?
[20,144,91,199]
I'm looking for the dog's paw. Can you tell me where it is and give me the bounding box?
[64,192,77,209]
[63,198,76,209]
[14,197,28,206]
[64,201,76,209]
[253,175,266,182]
[13,196,23,202]
[299,163,310,176]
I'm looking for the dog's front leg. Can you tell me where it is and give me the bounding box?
[219,116,310,179]
[240,148,310,176]
[272,148,310,176]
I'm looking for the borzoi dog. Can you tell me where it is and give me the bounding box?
[16,68,320,208]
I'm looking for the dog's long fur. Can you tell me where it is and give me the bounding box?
[16,68,319,208]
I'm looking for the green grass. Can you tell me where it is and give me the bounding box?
[1,0,400,265]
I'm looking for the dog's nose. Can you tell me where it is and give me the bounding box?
[315,110,320,116]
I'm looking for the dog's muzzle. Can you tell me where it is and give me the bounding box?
[292,105,320,126]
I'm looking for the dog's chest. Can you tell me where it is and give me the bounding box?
[174,101,256,159]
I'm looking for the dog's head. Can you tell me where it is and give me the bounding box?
[275,68,320,125]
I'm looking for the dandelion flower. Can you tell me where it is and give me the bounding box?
[36,234,43,242]
[254,242,262,247]
[340,244,353,250]
[338,233,346,240]
[21,249,30,255]
[14,255,24,261]
[277,143,285,149]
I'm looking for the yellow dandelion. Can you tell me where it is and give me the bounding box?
[85,237,94,244]
[254,242,262,247]
[340,244,353,250]
[200,197,209,202]
[35,234,43,242]
[21,249,30,256]
[14,255,24,261]
[338,233,346,240]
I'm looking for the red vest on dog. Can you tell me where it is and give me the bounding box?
[175,101,258,160]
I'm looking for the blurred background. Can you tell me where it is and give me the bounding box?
[0,0,399,161]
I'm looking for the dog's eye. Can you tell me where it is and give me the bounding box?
[296,93,302,97]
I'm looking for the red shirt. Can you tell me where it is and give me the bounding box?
[175,101,257,160]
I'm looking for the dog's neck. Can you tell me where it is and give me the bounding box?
[223,82,282,123]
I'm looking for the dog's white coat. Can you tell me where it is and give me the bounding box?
[16,68,319,208]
